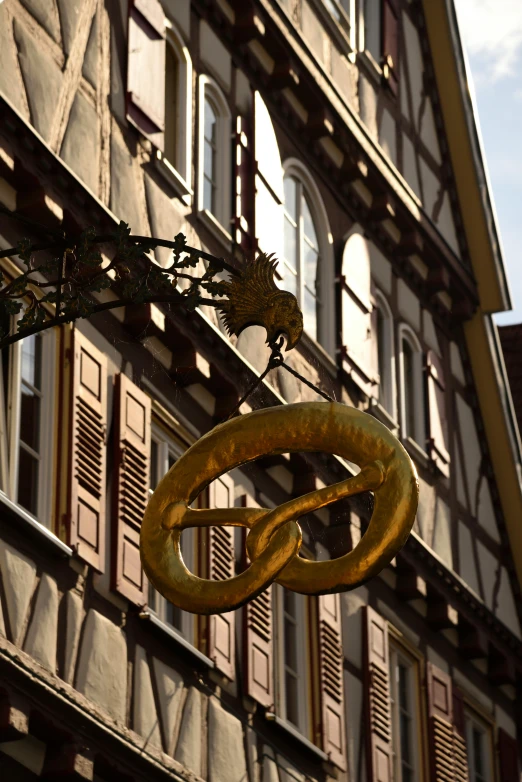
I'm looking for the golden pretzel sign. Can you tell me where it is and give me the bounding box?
[141,402,419,615]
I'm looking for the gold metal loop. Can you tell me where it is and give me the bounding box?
[140,402,419,615]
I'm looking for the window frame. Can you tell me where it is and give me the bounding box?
[389,641,424,782]
[197,74,232,234]
[282,158,335,356]
[398,323,426,450]
[158,21,193,202]
[0,323,56,528]
[147,421,195,645]
[274,583,311,739]
[464,708,495,782]
[375,288,396,421]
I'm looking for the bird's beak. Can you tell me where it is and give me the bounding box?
[282,312,303,351]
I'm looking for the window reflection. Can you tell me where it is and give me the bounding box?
[282,175,321,343]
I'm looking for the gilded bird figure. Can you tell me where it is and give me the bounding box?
[218,254,303,350]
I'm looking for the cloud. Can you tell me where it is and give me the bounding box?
[454,0,522,80]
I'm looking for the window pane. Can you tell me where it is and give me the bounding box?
[20,385,40,452]
[365,0,382,61]
[204,98,217,143]
[165,600,183,632]
[403,339,416,439]
[285,671,299,727]
[473,728,484,777]
[203,177,214,214]
[301,196,318,252]
[284,215,298,271]
[284,176,298,222]
[164,45,179,165]
[303,242,318,292]
[18,447,38,515]
[303,289,317,342]
[279,262,297,297]
[150,440,159,490]
[377,307,387,404]
[21,335,41,389]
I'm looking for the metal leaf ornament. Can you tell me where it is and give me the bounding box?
[218,254,303,350]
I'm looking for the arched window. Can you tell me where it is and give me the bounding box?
[281,160,334,354]
[160,24,192,198]
[398,324,425,447]
[198,75,231,231]
[375,290,396,419]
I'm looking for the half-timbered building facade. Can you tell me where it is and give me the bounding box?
[0,0,521,780]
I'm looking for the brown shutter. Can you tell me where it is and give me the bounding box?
[112,373,151,605]
[208,474,236,679]
[68,330,108,571]
[426,663,469,782]
[425,350,450,477]
[382,0,399,95]
[235,112,255,255]
[245,585,273,707]
[127,0,166,150]
[318,593,346,770]
[498,728,520,782]
[452,686,470,782]
[364,606,393,782]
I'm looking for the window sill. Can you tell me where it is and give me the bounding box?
[0,493,72,557]
[154,150,192,205]
[265,712,328,762]
[139,611,214,669]
[366,399,399,433]
[402,436,430,470]
[197,209,233,254]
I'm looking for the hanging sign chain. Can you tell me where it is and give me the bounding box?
[225,337,334,421]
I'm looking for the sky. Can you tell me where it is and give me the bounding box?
[454,0,522,325]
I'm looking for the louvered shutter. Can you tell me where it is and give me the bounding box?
[341,230,376,389]
[382,0,399,95]
[235,112,255,254]
[426,351,450,477]
[112,373,151,605]
[452,686,470,782]
[426,663,469,782]
[208,474,236,679]
[498,728,520,782]
[254,92,284,261]
[68,330,108,571]
[364,606,393,782]
[245,585,273,707]
[318,593,346,770]
[127,0,166,150]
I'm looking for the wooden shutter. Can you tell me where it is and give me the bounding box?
[426,663,469,782]
[382,0,399,95]
[364,606,393,782]
[254,91,284,261]
[68,330,108,571]
[318,593,346,770]
[452,685,470,782]
[425,351,450,477]
[235,112,255,255]
[208,473,236,679]
[112,373,151,605]
[498,728,520,782]
[245,585,273,707]
[127,0,166,150]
